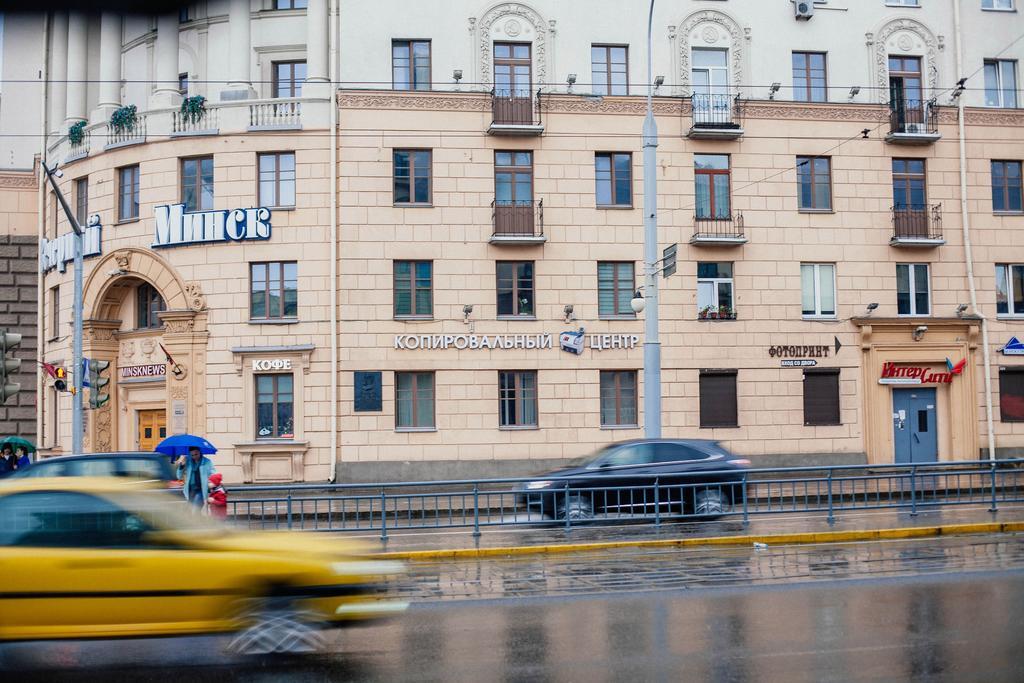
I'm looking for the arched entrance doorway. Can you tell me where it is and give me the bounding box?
[80,248,208,453]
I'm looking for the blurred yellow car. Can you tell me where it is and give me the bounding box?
[0,477,407,654]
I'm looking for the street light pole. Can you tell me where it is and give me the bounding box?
[642,0,661,438]
[42,161,84,454]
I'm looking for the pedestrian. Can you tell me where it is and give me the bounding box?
[176,446,216,508]
[15,446,31,470]
[207,473,228,519]
[0,445,17,476]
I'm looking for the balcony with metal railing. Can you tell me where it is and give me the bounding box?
[105,114,147,150]
[490,199,545,244]
[690,211,747,245]
[890,204,944,247]
[886,99,941,144]
[687,94,744,140]
[489,88,544,136]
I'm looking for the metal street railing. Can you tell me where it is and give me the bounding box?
[226,459,1024,540]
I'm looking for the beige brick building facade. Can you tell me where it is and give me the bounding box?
[7,1,1024,482]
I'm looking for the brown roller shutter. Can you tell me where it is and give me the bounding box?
[999,368,1024,422]
[699,370,738,428]
[804,369,840,426]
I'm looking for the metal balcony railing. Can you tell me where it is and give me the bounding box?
[490,88,542,129]
[106,115,147,148]
[888,99,939,137]
[692,211,745,241]
[689,93,743,133]
[492,199,544,239]
[892,204,943,241]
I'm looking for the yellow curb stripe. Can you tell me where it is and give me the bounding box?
[370,521,1024,561]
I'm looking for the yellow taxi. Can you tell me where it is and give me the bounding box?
[0,477,407,654]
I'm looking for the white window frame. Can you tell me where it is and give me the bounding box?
[897,263,931,317]
[886,0,920,6]
[996,264,1024,317]
[697,263,734,316]
[801,263,837,319]
[984,59,1018,108]
[982,0,1015,11]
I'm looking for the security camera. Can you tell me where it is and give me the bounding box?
[53,168,64,178]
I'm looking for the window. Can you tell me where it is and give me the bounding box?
[888,56,923,110]
[393,150,431,205]
[892,158,927,209]
[595,153,632,207]
[136,283,165,329]
[801,264,836,318]
[75,177,88,225]
[804,370,841,426]
[494,42,532,95]
[600,371,638,427]
[1000,368,1024,422]
[250,262,298,320]
[797,156,832,210]
[49,286,59,340]
[691,48,729,97]
[598,262,635,318]
[699,370,738,428]
[256,374,294,439]
[258,152,296,207]
[792,52,827,102]
[178,6,190,22]
[982,0,1015,9]
[984,60,1018,108]
[496,261,534,317]
[392,40,431,90]
[394,261,433,318]
[697,262,734,318]
[273,61,306,98]
[178,72,189,95]
[499,370,538,428]
[694,154,730,219]
[896,263,930,316]
[886,0,920,6]
[118,165,140,221]
[495,151,533,204]
[992,161,1023,212]
[995,264,1024,316]
[181,156,213,212]
[591,45,628,96]
[0,492,152,548]
[276,0,308,8]
[396,372,435,430]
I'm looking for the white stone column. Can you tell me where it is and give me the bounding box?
[92,12,122,121]
[150,13,182,108]
[64,11,88,126]
[49,12,68,134]
[303,0,329,98]
[222,0,255,100]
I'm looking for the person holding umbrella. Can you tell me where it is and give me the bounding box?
[0,437,33,476]
[0,444,17,476]
[154,434,218,508]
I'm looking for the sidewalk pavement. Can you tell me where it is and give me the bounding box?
[340,503,1024,560]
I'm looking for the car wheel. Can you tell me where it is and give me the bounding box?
[694,489,726,517]
[556,495,593,521]
[227,597,326,656]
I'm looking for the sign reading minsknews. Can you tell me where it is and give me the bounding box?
[119,363,167,379]
[152,204,272,248]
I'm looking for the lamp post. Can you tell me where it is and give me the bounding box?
[642,0,662,438]
[42,161,84,454]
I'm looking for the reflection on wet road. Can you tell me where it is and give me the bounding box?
[4,534,1024,682]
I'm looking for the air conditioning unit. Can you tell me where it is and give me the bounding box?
[794,0,814,20]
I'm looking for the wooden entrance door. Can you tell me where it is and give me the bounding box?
[137,409,166,451]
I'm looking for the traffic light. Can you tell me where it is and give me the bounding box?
[0,330,22,404]
[54,366,68,392]
[87,358,111,409]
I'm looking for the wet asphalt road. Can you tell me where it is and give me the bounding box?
[4,534,1024,682]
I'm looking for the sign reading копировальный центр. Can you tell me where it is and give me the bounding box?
[152,204,272,248]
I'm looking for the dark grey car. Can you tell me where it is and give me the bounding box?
[518,439,750,520]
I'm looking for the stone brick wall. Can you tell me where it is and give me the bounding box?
[0,233,37,441]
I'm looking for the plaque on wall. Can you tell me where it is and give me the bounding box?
[354,371,383,412]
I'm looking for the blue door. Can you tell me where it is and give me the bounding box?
[893,388,938,463]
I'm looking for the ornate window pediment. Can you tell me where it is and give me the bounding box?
[472,3,553,87]
[676,9,745,96]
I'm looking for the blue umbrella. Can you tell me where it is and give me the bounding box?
[154,434,218,457]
